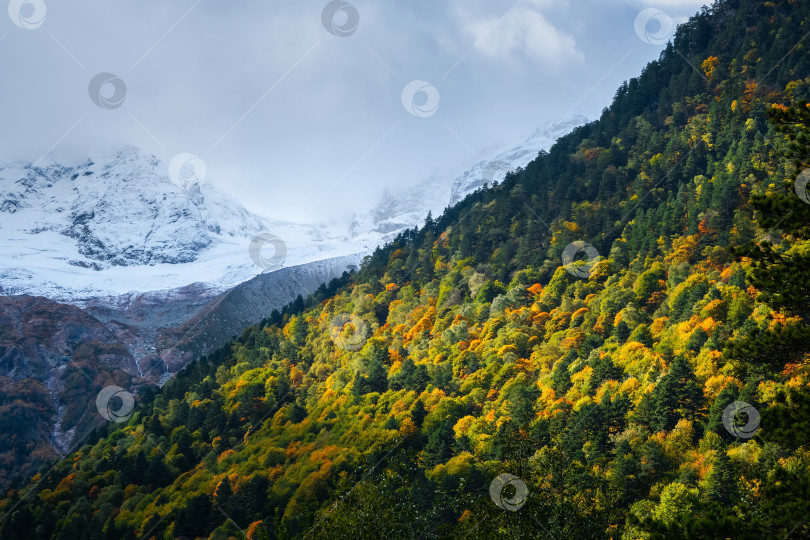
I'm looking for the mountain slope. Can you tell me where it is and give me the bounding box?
[0,83,579,493]
[142,254,362,369]
[3,1,810,539]
[0,254,360,489]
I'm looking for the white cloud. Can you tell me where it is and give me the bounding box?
[458,2,583,67]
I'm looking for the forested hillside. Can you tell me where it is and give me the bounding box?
[2,0,810,538]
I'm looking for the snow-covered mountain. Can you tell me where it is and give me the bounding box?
[0,147,368,301]
[350,115,589,244]
[0,116,587,302]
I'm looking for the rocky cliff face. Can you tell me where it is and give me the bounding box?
[155,254,361,362]
[0,295,140,488]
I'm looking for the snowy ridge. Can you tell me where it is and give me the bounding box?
[350,115,589,243]
[449,115,589,205]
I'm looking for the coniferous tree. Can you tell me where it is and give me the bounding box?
[706,448,736,505]
[650,357,702,432]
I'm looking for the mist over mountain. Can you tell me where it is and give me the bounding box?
[1,120,586,302]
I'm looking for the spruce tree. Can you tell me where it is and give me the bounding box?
[650,357,702,432]
[706,448,736,505]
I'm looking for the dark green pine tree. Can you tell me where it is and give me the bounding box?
[610,440,641,506]
[243,474,271,521]
[685,327,709,353]
[628,324,654,347]
[650,356,702,432]
[411,399,427,428]
[351,370,366,398]
[214,475,232,506]
[551,349,577,395]
[590,354,622,389]
[174,494,214,538]
[363,342,389,394]
[144,454,173,489]
[147,413,163,437]
[637,440,670,491]
[706,385,737,439]
[422,419,454,468]
[614,320,631,342]
[365,359,388,394]
[411,363,430,392]
[706,447,737,505]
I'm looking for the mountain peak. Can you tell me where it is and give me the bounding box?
[448,115,589,205]
[352,116,590,243]
[527,114,589,142]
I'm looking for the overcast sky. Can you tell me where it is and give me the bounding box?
[0,0,709,224]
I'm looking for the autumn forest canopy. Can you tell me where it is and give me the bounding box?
[3,0,810,538]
